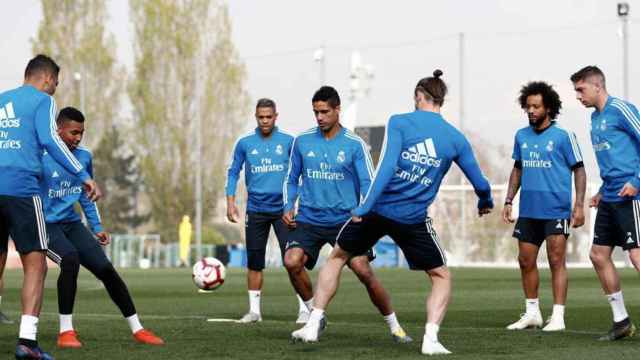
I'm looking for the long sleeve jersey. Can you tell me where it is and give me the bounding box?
[225,127,294,213]
[353,110,493,224]
[0,85,89,197]
[590,96,640,202]
[40,146,103,233]
[284,127,374,226]
[512,122,583,219]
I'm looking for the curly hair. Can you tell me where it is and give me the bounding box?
[518,81,562,120]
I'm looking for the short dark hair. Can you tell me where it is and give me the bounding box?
[312,86,340,108]
[256,98,276,111]
[570,65,606,87]
[518,81,562,120]
[24,54,60,79]
[415,69,447,106]
[57,107,85,125]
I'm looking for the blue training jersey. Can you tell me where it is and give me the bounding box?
[0,85,90,197]
[41,146,103,233]
[353,110,493,224]
[590,96,640,202]
[225,127,294,213]
[512,122,583,219]
[284,126,374,226]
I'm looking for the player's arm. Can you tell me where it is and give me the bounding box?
[454,137,493,216]
[282,137,302,227]
[562,131,587,227]
[353,140,374,201]
[503,136,522,223]
[77,156,109,244]
[352,117,403,219]
[614,102,640,197]
[225,139,245,223]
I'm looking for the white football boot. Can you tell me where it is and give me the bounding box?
[506,312,543,330]
[542,316,565,332]
[296,310,310,324]
[291,317,326,343]
[421,334,451,355]
[238,312,262,323]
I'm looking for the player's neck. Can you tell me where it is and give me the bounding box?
[322,123,342,140]
[416,102,441,113]
[533,118,552,133]
[23,79,44,92]
[595,93,609,113]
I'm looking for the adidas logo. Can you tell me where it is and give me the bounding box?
[307,151,315,158]
[626,232,634,244]
[250,149,259,155]
[0,102,20,128]
[556,221,563,230]
[52,171,60,178]
[521,142,528,149]
[401,138,441,167]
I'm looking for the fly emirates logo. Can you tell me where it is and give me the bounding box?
[306,162,345,181]
[522,151,552,168]
[250,157,285,174]
[48,180,82,199]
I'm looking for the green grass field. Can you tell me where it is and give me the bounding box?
[0,267,639,359]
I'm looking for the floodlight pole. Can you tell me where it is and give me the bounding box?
[459,32,468,262]
[618,3,630,100]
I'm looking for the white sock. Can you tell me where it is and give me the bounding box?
[59,314,74,333]
[384,312,401,333]
[425,322,439,342]
[303,298,314,313]
[19,315,38,341]
[297,295,308,313]
[248,290,261,315]
[126,314,143,334]
[309,308,325,324]
[551,304,565,319]
[525,298,540,315]
[607,291,629,322]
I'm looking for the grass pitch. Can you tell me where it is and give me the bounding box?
[0,267,639,359]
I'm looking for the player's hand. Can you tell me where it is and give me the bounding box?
[282,210,297,229]
[83,179,102,202]
[478,207,492,217]
[351,215,363,223]
[571,206,585,228]
[226,203,240,223]
[589,193,602,208]
[96,231,111,246]
[501,204,514,223]
[618,182,639,198]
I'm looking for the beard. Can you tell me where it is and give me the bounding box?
[528,115,545,127]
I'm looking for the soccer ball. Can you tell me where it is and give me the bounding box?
[192,257,226,290]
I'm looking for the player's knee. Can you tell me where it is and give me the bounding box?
[247,251,265,271]
[284,251,304,273]
[547,252,566,270]
[518,254,536,270]
[589,248,606,266]
[351,263,375,285]
[94,263,117,281]
[628,250,640,271]
[60,253,80,275]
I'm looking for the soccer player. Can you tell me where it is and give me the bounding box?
[43,107,164,348]
[284,86,412,344]
[291,71,493,355]
[502,81,586,332]
[0,251,13,324]
[571,65,640,340]
[225,99,306,323]
[0,54,101,360]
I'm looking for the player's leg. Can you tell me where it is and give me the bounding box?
[507,218,543,330]
[542,220,570,332]
[0,221,13,324]
[347,254,412,343]
[240,212,270,323]
[283,223,320,305]
[46,223,83,348]
[271,215,309,322]
[590,201,634,341]
[67,223,163,345]
[4,195,53,359]
[393,218,451,355]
